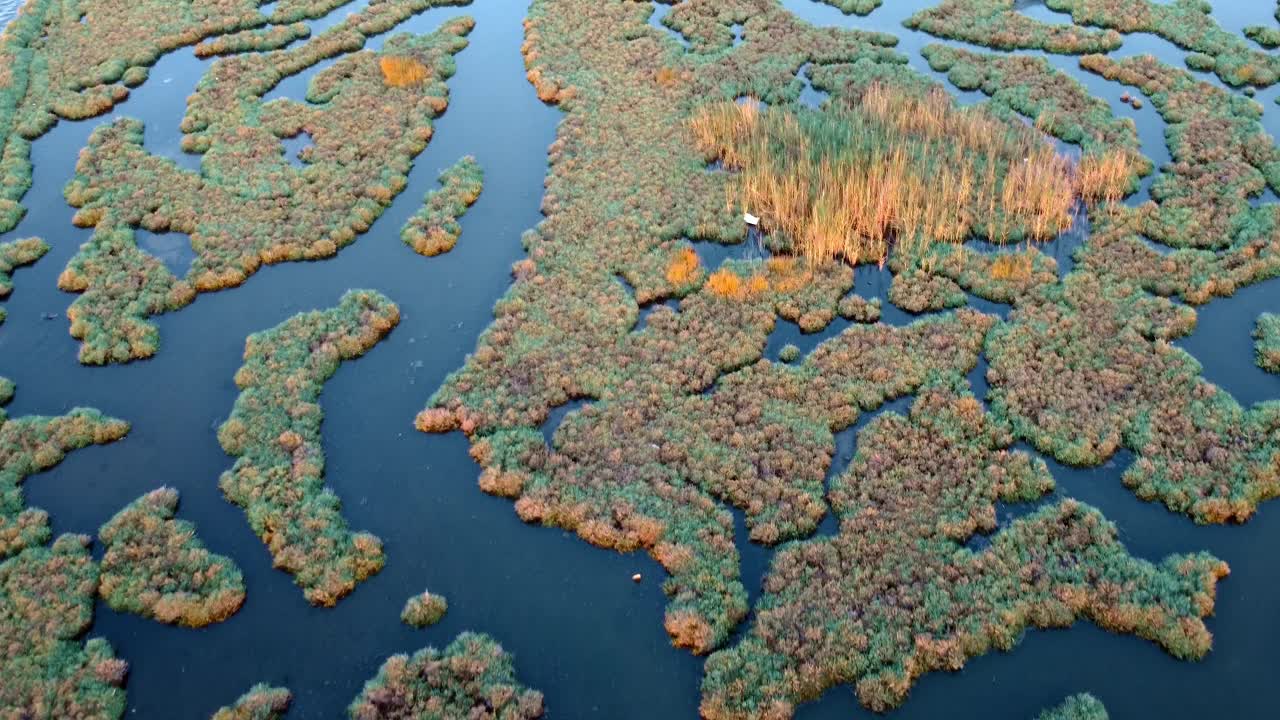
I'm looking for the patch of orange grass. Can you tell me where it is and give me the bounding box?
[689,85,1080,266]
[380,55,429,87]
[707,268,744,298]
[1077,150,1137,205]
[989,251,1033,281]
[666,247,701,285]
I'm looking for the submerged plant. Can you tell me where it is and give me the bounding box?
[211,684,292,720]
[97,487,246,628]
[219,290,399,606]
[350,633,544,719]
[401,156,484,257]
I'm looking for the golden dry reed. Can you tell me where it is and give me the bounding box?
[688,84,1093,266]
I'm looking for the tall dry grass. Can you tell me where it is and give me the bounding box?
[689,85,1089,266]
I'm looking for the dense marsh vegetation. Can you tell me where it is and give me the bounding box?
[1,0,1280,717]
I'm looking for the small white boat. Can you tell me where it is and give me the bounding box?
[743,212,759,226]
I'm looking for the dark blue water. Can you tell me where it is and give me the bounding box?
[1,0,1279,718]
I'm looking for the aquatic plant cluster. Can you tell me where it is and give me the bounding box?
[210,684,293,720]
[1035,693,1109,720]
[401,589,449,627]
[349,632,545,719]
[97,487,246,628]
[0,0,373,235]
[907,0,1280,88]
[57,0,474,363]
[401,155,484,256]
[410,0,1280,715]
[0,378,129,716]
[1256,313,1280,374]
[218,290,399,607]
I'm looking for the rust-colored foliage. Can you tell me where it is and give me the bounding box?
[401,155,484,256]
[219,291,399,606]
[400,590,448,627]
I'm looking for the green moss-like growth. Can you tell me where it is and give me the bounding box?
[1037,693,1109,720]
[0,382,130,559]
[218,290,399,606]
[400,590,448,627]
[0,534,129,719]
[401,155,484,256]
[59,1,473,364]
[815,0,882,15]
[349,633,544,719]
[211,684,292,720]
[0,236,49,300]
[701,379,1227,716]
[97,487,246,627]
[1256,313,1280,373]
[0,0,362,234]
[777,344,800,363]
[905,0,1122,54]
[1244,25,1280,50]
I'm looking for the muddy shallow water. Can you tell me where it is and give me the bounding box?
[2,0,1279,717]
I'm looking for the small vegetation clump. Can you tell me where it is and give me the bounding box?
[349,633,544,719]
[0,534,129,719]
[690,87,1077,265]
[218,290,399,606]
[701,379,1227,716]
[97,487,246,628]
[401,156,484,256]
[1255,313,1280,374]
[0,0,365,234]
[400,590,448,627]
[0,237,48,300]
[211,684,292,720]
[59,1,473,363]
[1036,693,1109,720]
[0,381,130,559]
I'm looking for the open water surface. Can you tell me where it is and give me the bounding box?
[1,0,1279,717]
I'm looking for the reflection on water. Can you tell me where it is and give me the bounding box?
[1,0,1279,718]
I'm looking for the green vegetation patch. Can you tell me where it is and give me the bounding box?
[350,633,544,719]
[0,534,129,719]
[905,0,1122,54]
[218,290,399,606]
[0,0,364,234]
[59,0,473,364]
[98,487,246,628]
[702,379,1226,716]
[400,590,448,627]
[401,155,484,257]
[0,382,130,559]
[211,684,293,720]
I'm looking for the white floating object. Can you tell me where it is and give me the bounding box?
[743,212,759,226]
[632,573,643,583]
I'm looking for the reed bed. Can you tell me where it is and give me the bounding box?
[689,85,1084,266]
